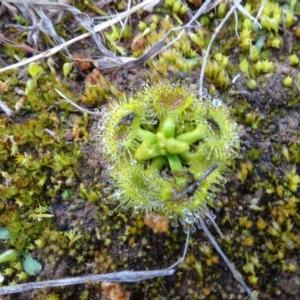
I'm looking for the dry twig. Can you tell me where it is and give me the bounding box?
[0,0,159,73]
[0,231,190,295]
[198,216,257,300]
[199,0,242,97]
[145,163,219,208]
[0,270,174,295]
[0,100,14,117]
[199,0,261,97]
[95,0,221,70]
[55,89,102,116]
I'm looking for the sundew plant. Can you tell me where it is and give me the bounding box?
[97,81,240,229]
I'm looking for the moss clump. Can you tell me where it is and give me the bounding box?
[97,81,239,227]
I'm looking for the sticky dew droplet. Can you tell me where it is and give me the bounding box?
[197,222,202,230]
[103,187,112,194]
[130,159,137,165]
[149,119,158,125]
[171,221,179,228]
[215,199,221,205]
[191,225,196,233]
[133,206,140,215]
[183,226,190,234]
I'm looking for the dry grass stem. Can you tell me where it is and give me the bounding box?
[0,232,190,295]
[0,269,175,295]
[0,0,159,74]
[198,0,262,97]
[0,0,18,15]
[0,100,14,117]
[55,89,102,116]
[199,0,242,97]
[95,0,220,70]
[198,216,257,300]
[205,212,225,239]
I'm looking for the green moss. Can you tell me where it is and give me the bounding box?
[0,0,300,297]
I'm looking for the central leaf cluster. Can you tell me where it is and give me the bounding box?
[135,116,204,171]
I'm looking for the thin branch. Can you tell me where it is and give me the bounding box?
[0,230,191,295]
[199,0,242,97]
[236,3,262,29]
[145,163,219,208]
[0,269,175,295]
[55,89,102,116]
[0,0,159,74]
[198,216,257,300]
[167,230,190,269]
[254,0,267,24]
[1,0,18,15]
[0,100,14,117]
[118,0,131,40]
[205,212,224,239]
[94,0,221,70]
[234,9,239,38]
